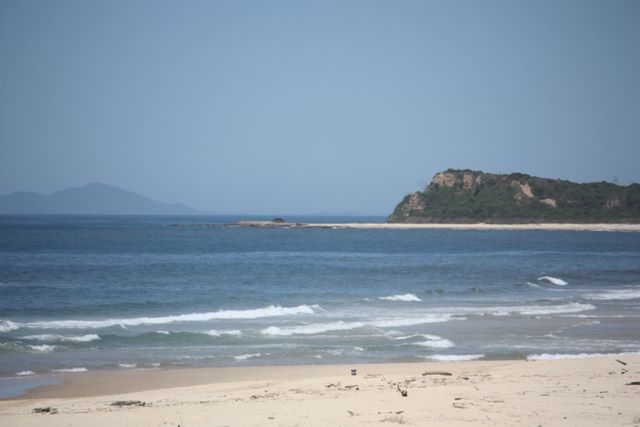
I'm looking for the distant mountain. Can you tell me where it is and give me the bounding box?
[389,169,640,224]
[0,183,198,215]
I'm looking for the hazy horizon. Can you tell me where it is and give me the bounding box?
[2,1,639,214]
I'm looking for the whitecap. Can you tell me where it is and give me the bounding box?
[51,367,88,373]
[20,334,100,343]
[261,315,452,336]
[483,302,595,316]
[118,363,137,368]
[395,334,455,349]
[379,293,422,302]
[583,289,640,301]
[204,329,242,337]
[13,304,316,330]
[0,320,18,332]
[29,344,56,353]
[538,276,568,286]
[15,371,35,376]
[425,354,484,361]
[233,353,261,361]
[527,351,640,361]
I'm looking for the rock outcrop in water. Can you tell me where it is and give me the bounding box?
[388,169,640,224]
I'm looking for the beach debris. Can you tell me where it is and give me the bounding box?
[110,400,146,407]
[422,371,452,376]
[616,359,628,366]
[33,407,57,414]
[397,384,408,397]
[351,368,357,376]
[380,414,406,424]
[344,384,359,390]
[626,381,640,386]
[326,382,340,388]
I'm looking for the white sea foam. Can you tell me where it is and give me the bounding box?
[118,364,137,368]
[379,293,422,302]
[526,282,542,288]
[425,354,484,361]
[51,367,88,373]
[0,320,18,332]
[233,353,261,361]
[10,305,316,330]
[261,321,363,336]
[205,329,242,337]
[485,302,595,316]
[29,344,56,352]
[261,315,452,336]
[527,351,640,361]
[583,289,640,301]
[20,334,101,343]
[395,334,455,349]
[15,371,35,376]
[155,330,171,335]
[538,276,568,286]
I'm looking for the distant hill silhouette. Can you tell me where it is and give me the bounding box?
[0,183,197,215]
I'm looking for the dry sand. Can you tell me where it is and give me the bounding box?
[2,355,639,426]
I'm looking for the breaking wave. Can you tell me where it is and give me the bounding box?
[379,293,422,302]
[538,276,568,286]
[394,334,454,349]
[233,353,261,361]
[583,289,640,301]
[20,334,101,343]
[6,305,316,330]
[29,344,56,353]
[424,354,484,361]
[261,315,452,336]
[204,329,242,337]
[527,351,640,361]
[51,367,88,373]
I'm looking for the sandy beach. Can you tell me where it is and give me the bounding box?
[1,355,639,426]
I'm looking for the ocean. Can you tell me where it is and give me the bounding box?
[1,215,639,379]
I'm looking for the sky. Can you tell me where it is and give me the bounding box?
[1,0,639,215]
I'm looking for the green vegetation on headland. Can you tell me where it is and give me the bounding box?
[388,169,640,224]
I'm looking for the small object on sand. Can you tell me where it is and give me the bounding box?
[33,407,56,414]
[422,371,453,376]
[110,400,145,407]
[616,359,628,366]
[351,368,357,376]
[397,384,408,397]
[626,381,640,386]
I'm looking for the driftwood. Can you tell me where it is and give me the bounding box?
[616,359,628,366]
[110,400,145,407]
[626,381,640,386]
[33,407,56,414]
[422,371,453,376]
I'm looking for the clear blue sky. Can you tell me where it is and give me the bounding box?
[1,0,639,214]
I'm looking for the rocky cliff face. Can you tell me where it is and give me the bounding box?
[388,169,640,223]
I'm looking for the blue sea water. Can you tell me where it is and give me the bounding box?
[1,215,639,380]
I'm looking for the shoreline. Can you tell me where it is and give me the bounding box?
[306,222,640,232]
[1,355,638,426]
[180,221,640,232]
